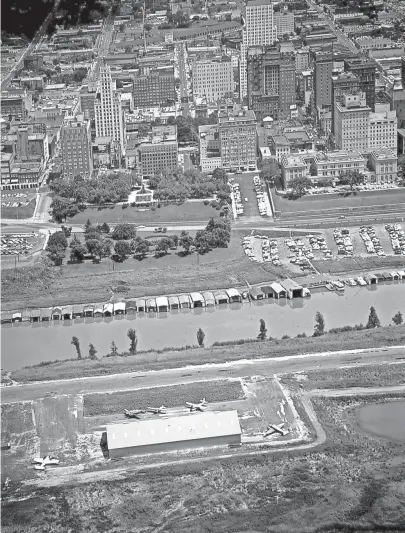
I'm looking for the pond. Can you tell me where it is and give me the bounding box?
[357,401,405,442]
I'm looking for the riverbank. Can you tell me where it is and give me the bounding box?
[9,324,405,382]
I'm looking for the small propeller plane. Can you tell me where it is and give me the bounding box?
[32,456,60,471]
[147,406,167,414]
[124,409,146,419]
[263,423,289,437]
[186,398,208,412]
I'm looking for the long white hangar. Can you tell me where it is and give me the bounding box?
[107,410,241,458]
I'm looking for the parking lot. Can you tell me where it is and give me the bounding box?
[1,191,34,208]
[1,233,43,257]
[230,173,272,219]
[240,222,405,274]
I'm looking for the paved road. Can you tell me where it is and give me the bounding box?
[3,346,405,403]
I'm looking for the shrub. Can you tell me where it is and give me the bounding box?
[151,206,156,211]
[203,200,209,205]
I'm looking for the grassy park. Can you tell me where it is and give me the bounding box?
[68,201,220,224]
[273,188,405,215]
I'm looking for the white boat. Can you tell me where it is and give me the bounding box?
[347,278,357,286]
[356,277,367,286]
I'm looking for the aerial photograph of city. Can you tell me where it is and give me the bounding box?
[1,0,405,530]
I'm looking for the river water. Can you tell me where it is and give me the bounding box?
[1,283,405,371]
[357,401,405,442]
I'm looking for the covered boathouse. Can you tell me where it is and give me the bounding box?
[107,410,241,458]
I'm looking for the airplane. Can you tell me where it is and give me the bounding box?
[147,406,167,414]
[186,398,208,412]
[262,423,289,437]
[32,456,60,471]
[124,409,146,419]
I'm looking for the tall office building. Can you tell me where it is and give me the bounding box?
[344,58,376,111]
[368,104,397,152]
[313,51,333,111]
[247,43,296,121]
[274,9,294,37]
[218,107,257,171]
[132,69,176,108]
[331,71,360,136]
[61,115,93,179]
[334,92,370,152]
[192,56,234,102]
[95,65,125,156]
[240,0,276,99]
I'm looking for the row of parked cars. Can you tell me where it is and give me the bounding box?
[385,223,405,255]
[334,228,354,257]
[242,236,256,261]
[285,238,315,270]
[261,238,282,266]
[359,226,385,257]
[1,234,35,255]
[231,182,245,217]
[253,176,267,216]
[309,234,333,259]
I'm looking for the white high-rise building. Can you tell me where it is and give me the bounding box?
[95,65,125,156]
[240,0,276,99]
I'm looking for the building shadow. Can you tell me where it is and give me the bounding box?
[100,431,109,459]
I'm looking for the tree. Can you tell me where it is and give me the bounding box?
[100,222,110,234]
[313,311,325,336]
[127,328,138,355]
[194,230,211,254]
[338,170,364,192]
[134,240,149,259]
[101,238,113,258]
[366,306,381,329]
[89,343,97,360]
[114,240,132,259]
[197,327,205,347]
[47,231,68,250]
[110,341,118,357]
[86,238,103,258]
[392,311,403,325]
[259,159,281,183]
[50,196,79,222]
[179,233,194,254]
[84,219,92,233]
[47,244,66,266]
[155,237,174,256]
[111,223,137,240]
[71,336,81,359]
[288,176,312,198]
[258,319,267,340]
[70,241,88,262]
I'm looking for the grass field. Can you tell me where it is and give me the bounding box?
[313,255,405,275]
[1,233,291,311]
[11,324,405,382]
[69,201,219,224]
[281,362,405,391]
[3,392,405,532]
[273,188,405,215]
[84,380,244,416]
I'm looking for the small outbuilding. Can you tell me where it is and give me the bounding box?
[22,310,31,322]
[374,273,384,282]
[126,300,137,314]
[178,294,191,308]
[189,292,205,308]
[390,271,400,280]
[1,313,12,324]
[168,296,180,310]
[103,303,114,317]
[261,285,274,298]
[114,301,126,315]
[40,308,52,321]
[279,278,304,299]
[31,309,41,322]
[156,296,169,312]
[73,305,84,318]
[202,292,215,306]
[94,305,103,317]
[146,298,157,312]
[84,305,94,317]
[62,306,73,320]
[225,288,242,303]
[213,290,229,304]
[270,282,287,299]
[52,306,62,320]
[12,311,22,322]
[136,299,146,312]
[249,287,264,300]
[106,410,241,458]
[397,270,405,280]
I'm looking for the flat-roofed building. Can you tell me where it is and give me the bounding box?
[135,125,178,178]
[132,69,176,108]
[107,410,241,457]
[368,147,397,184]
[314,150,366,181]
[192,56,234,102]
[280,154,307,188]
[334,92,370,151]
[274,10,294,36]
[199,124,222,172]
[61,115,93,179]
[218,107,257,171]
[1,89,33,120]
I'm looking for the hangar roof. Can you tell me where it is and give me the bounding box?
[107,410,241,450]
